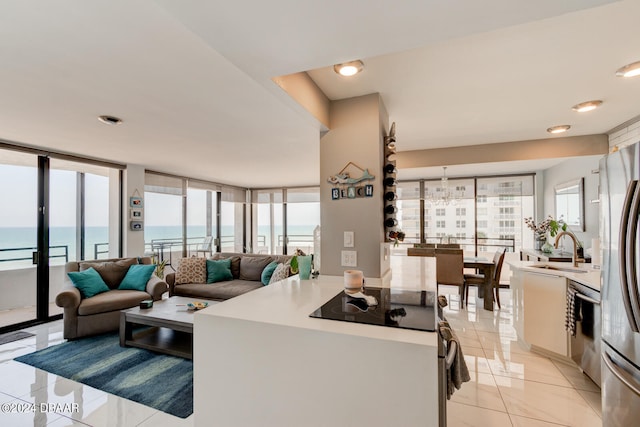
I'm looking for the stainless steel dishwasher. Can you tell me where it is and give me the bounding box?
[568,279,601,387]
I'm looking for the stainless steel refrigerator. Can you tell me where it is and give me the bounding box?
[600,142,640,426]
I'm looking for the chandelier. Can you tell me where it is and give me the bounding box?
[425,167,463,205]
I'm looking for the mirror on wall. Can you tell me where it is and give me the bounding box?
[555,177,584,231]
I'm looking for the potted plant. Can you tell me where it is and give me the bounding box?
[290,248,306,275]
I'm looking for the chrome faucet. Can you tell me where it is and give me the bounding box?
[554,231,580,267]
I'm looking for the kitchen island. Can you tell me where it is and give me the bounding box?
[193,258,440,427]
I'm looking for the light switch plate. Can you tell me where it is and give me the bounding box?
[344,231,354,247]
[341,250,357,267]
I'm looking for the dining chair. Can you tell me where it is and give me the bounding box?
[437,243,461,249]
[413,243,436,248]
[407,247,435,257]
[435,248,466,308]
[464,248,507,308]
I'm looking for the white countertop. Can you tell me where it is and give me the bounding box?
[508,260,601,291]
[197,256,439,347]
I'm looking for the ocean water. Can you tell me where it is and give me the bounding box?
[0,225,318,270]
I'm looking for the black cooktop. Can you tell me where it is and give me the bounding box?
[309,287,437,332]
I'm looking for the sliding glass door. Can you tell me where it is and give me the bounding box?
[0,147,122,333]
[0,150,39,328]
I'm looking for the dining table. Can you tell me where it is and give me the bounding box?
[463,257,496,311]
[407,249,497,311]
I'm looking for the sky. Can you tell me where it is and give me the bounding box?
[0,165,109,227]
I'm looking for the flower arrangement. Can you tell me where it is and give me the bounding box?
[524,216,567,239]
[388,230,405,247]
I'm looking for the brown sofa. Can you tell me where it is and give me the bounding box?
[166,252,293,301]
[56,257,168,340]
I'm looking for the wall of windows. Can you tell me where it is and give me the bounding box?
[395,174,535,257]
[251,188,320,255]
[0,146,122,332]
[286,188,320,256]
[252,190,283,254]
[145,172,248,262]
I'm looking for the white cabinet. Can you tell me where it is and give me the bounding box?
[523,271,569,357]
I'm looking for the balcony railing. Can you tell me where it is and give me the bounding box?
[0,245,69,268]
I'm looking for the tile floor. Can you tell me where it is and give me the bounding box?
[0,287,601,426]
[443,287,602,427]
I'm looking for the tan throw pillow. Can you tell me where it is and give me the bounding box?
[175,257,207,285]
[268,263,290,285]
[239,256,272,281]
[79,258,138,289]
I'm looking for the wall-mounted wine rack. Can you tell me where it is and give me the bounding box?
[384,123,397,240]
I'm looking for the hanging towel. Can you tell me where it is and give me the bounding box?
[439,320,470,399]
[565,287,582,336]
[438,295,448,308]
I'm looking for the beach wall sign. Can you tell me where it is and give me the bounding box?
[328,162,374,200]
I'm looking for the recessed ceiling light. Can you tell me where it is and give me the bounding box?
[98,115,123,125]
[616,61,640,78]
[571,100,603,113]
[333,60,364,77]
[547,125,571,134]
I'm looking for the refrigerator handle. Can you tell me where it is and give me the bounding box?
[620,180,639,332]
[628,181,640,329]
[602,349,640,397]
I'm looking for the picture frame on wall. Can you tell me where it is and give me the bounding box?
[130,197,143,208]
[130,221,144,231]
[130,208,143,220]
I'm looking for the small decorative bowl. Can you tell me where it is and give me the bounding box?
[187,302,209,311]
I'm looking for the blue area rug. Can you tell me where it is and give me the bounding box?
[14,333,193,418]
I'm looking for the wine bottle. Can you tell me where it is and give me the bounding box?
[385,205,397,214]
[384,163,396,174]
[384,177,396,187]
[384,218,398,228]
[384,191,396,201]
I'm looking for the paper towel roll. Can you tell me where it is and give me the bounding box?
[592,238,601,267]
[344,270,364,290]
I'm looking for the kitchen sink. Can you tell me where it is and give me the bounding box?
[529,264,589,273]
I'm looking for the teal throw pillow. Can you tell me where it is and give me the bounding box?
[206,259,233,284]
[119,264,156,291]
[67,267,110,298]
[261,261,279,286]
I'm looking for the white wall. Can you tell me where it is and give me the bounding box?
[542,155,602,250]
[122,165,146,257]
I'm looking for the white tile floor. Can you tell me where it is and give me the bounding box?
[443,287,602,427]
[0,287,601,427]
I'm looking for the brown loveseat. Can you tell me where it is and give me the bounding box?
[166,252,293,301]
[56,257,168,340]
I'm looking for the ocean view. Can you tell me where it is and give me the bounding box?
[0,225,317,270]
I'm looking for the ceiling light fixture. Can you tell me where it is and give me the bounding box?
[616,61,640,78]
[333,60,364,77]
[425,167,463,206]
[98,115,123,125]
[571,100,602,113]
[547,125,571,134]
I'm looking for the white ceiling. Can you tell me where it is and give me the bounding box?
[0,0,637,187]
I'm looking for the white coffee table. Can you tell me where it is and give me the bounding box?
[119,296,215,359]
